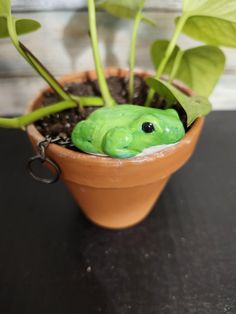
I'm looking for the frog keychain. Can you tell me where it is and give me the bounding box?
[71,105,185,159]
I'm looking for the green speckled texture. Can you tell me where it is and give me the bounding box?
[71,105,185,158]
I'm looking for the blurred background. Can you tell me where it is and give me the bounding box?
[0,0,236,115]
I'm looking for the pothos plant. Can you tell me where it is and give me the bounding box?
[0,0,235,157]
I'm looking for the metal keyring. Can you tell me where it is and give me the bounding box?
[27,155,61,184]
[27,136,62,184]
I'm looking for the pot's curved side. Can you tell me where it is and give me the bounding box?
[27,68,205,229]
[66,177,171,229]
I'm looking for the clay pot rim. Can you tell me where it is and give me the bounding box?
[26,67,204,166]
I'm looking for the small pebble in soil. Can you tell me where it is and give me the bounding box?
[86,266,92,273]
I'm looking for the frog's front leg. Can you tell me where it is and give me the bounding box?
[103,127,138,158]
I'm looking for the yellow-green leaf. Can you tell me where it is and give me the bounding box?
[0,16,41,38]
[151,41,226,97]
[146,77,212,126]
[178,0,236,47]
[96,0,151,21]
[151,39,179,72]
[96,0,140,18]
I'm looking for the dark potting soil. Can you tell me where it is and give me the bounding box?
[35,76,187,150]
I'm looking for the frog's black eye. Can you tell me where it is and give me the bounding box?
[142,122,155,133]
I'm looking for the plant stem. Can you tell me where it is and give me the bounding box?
[129,8,143,103]
[0,97,103,129]
[73,96,103,107]
[7,17,74,103]
[20,42,72,102]
[87,0,115,107]
[182,0,188,12]
[1,11,106,130]
[168,49,184,83]
[145,16,187,106]
[0,101,75,129]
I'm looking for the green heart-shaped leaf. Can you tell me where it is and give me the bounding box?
[178,0,236,47]
[0,16,41,38]
[151,40,179,73]
[96,0,154,24]
[146,77,212,126]
[96,0,142,18]
[174,46,225,97]
[151,40,226,97]
[0,0,41,38]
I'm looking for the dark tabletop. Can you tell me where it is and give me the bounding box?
[0,111,235,314]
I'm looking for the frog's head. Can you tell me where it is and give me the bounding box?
[103,109,185,158]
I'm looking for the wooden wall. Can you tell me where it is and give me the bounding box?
[11,1,182,11]
[0,2,236,115]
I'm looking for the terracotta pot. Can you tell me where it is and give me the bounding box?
[26,68,204,229]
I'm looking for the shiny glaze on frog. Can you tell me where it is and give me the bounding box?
[71,105,185,158]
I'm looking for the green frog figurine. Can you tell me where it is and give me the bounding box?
[71,104,185,158]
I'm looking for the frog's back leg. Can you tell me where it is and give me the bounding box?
[72,120,98,154]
